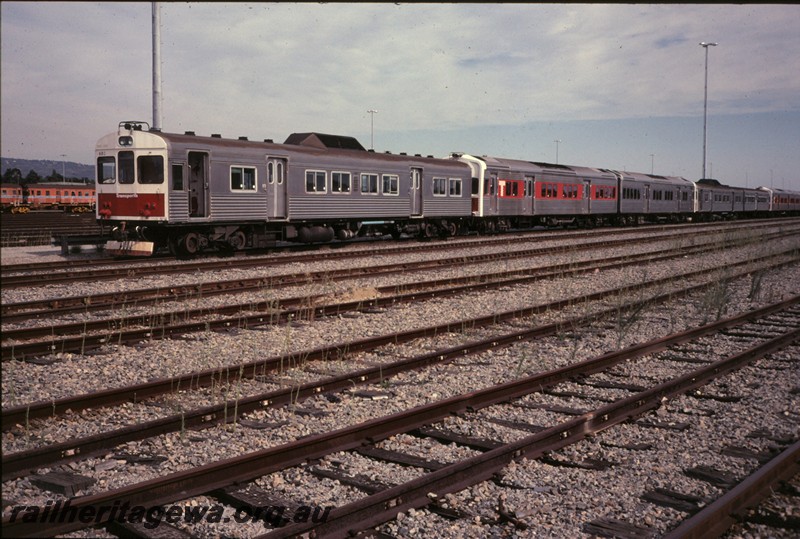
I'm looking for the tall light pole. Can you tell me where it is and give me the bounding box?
[367,109,378,150]
[60,154,66,183]
[650,154,655,175]
[152,2,162,131]
[554,139,561,164]
[700,41,717,179]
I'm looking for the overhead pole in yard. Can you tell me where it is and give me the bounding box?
[152,2,162,131]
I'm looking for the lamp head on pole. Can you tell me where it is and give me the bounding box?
[699,42,718,48]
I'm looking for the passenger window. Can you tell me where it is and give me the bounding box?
[332,172,351,193]
[433,177,448,196]
[449,178,462,196]
[306,170,326,193]
[119,151,135,184]
[97,156,116,184]
[231,166,257,191]
[138,155,165,184]
[382,174,399,195]
[171,164,184,191]
[360,173,378,194]
[277,163,284,184]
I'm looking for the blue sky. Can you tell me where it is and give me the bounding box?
[2,3,799,190]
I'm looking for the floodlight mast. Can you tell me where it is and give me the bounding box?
[152,2,162,131]
[700,41,717,179]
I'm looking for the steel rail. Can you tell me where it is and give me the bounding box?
[0,226,667,288]
[1,231,673,309]
[663,439,800,539]
[0,216,792,294]
[3,293,797,481]
[3,307,797,537]
[3,246,797,362]
[263,328,800,539]
[6,226,787,326]
[4,250,797,432]
[2,232,777,343]
[2,217,789,278]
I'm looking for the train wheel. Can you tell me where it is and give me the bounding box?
[228,230,247,250]
[447,222,458,237]
[181,232,200,255]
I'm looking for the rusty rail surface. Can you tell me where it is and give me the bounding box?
[663,439,800,539]
[263,328,800,539]
[6,294,793,479]
[3,241,797,362]
[3,300,797,537]
[4,248,796,432]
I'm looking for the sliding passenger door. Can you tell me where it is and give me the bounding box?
[188,151,209,218]
[267,157,287,219]
[410,167,423,216]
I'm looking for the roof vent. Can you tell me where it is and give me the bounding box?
[211,134,221,138]
[400,152,407,156]
[427,155,434,158]
[264,139,273,143]
[238,136,248,141]
[415,154,421,157]
[184,131,196,136]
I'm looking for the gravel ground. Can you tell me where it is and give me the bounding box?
[2,224,798,538]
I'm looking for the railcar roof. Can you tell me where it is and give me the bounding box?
[474,155,616,178]
[151,130,461,167]
[619,171,694,186]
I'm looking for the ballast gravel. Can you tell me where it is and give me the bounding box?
[2,224,799,538]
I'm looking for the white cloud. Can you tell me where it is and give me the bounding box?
[1,2,798,189]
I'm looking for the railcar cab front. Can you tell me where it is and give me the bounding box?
[95,121,168,255]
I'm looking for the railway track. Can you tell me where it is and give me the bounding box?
[3,221,797,323]
[3,217,797,538]
[3,293,797,537]
[2,218,798,287]
[0,211,101,247]
[2,230,797,360]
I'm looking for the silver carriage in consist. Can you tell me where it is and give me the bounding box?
[758,186,800,213]
[96,122,471,255]
[695,178,774,216]
[453,154,620,229]
[95,121,799,256]
[617,172,695,223]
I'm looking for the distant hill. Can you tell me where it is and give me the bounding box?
[1,157,94,183]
